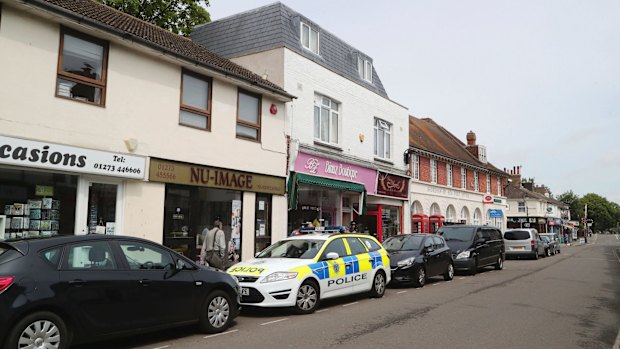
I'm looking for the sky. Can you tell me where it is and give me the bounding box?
[206,0,620,204]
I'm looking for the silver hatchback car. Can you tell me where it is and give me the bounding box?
[503,229,545,260]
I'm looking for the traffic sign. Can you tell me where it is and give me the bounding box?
[581,218,586,223]
[587,219,593,224]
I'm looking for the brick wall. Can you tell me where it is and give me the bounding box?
[480,173,487,193]
[466,169,476,192]
[453,165,462,188]
[419,156,431,182]
[437,160,447,185]
[490,175,498,195]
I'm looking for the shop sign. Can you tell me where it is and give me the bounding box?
[493,197,503,204]
[149,158,285,195]
[376,172,408,199]
[35,185,54,196]
[294,152,377,193]
[483,195,494,204]
[425,186,470,199]
[537,218,546,224]
[488,209,503,218]
[0,135,146,179]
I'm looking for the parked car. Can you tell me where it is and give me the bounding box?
[0,234,240,349]
[503,228,545,259]
[228,231,390,314]
[384,233,453,287]
[539,233,561,255]
[437,225,504,275]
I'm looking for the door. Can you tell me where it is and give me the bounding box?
[76,177,123,235]
[483,228,502,263]
[475,228,492,266]
[432,236,450,276]
[316,238,350,298]
[422,236,438,276]
[344,237,370,292]
[117,240,198,326]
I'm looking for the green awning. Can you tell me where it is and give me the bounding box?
[287,172,366,214]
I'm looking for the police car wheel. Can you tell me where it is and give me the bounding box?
[198,290,233,334]
[294,280,319,314]
[369,271,386,298]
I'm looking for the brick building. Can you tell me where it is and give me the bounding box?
[407,117,510,233]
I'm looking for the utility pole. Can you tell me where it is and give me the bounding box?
[584,204,588,243]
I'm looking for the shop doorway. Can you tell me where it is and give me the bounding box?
[76,177,123,235]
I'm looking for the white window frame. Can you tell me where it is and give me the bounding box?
[447,164,453,187]
[374,118,391,159]
[518,202,526,213]
[461,167,466,189]
[313,94,339,144]
[413,155,419,180]
[430,159,437,184]
[497,177,501,195]
[474,171,479,191]
[301,22,319,55]
[486,174,491,193]
[357,56,373,83]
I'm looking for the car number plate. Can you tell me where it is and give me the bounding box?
[512,246,525,250]
[241,287,250,296]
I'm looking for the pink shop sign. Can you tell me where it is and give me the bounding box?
[294,152,377,193]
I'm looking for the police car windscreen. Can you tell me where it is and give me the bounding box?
[383,235,423,251]
[257,240,325,259]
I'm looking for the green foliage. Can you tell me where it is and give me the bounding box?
[560,190,620,232]
[98,0,210,36]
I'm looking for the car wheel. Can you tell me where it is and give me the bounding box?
[369,271,386,298]
[199,290,233,334]
[469,258,478,276]
[546,248,551,257]
[444,263,455,281]
[533,250,539,260]
[293,280,320,314]
[413,266,426,287]
[494,255,504,270]
[6,311,69,349]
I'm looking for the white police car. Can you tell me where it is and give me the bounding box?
[227,230,390,314]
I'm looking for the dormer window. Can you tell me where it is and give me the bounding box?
[357,56,372,83]
[478,145,487,163]
[301,22,319,54]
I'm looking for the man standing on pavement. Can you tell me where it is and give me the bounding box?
[200,218,228,270]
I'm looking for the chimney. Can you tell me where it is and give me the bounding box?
[507,165,521,188]
[466,131,476,146]
[465,131,480,160]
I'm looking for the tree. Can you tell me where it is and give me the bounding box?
[557,190,583,222]
[580,193,620,232]
[98,0,210,36]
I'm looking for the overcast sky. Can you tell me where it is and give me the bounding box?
[207,0,620,205]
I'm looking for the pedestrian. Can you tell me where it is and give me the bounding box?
[349,220,358,233]
[200,218,228,270]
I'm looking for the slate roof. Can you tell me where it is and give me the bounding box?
[409,116,507,176]
[25,0,293,99]
[191,2,389,98]
[506,184,568,208]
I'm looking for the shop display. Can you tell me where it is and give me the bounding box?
[3,200,60,239]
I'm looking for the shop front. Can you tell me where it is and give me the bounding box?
[0,135,146,240]
[148,158,285,262]
[287,152,376,234]
[364,171,409,241]
[483,195,507,232]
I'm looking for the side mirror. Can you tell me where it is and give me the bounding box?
[425,247,434,254]
[325,252,339,260]
[176,259,185,270]
[255,252,261,258]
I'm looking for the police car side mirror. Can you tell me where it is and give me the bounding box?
[325,252,339,260]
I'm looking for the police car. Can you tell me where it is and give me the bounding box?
[227,228,390,314]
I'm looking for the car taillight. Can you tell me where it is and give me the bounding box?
[0,277,14,293]
[531,240,535,250]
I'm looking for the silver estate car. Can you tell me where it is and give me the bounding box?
[503,229,545,260]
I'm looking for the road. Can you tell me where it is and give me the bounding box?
[76,234,620,349]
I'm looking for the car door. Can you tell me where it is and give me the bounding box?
[316,237,350,298]
[421,236,439,276]
[344,237,371,292]
[475,228,492,266]
[117,240,199,326]
[432,236,450,276]
[483,228,502,263]
[58,240,133,336]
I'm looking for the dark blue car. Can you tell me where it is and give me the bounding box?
[0,234,240,349]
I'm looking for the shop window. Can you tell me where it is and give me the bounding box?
[87,183,117,234]
[314,94,339,145]
[237,90,261,141]
[255,194,271,254]
[180,70,212,130]
[56,28,108,106]
[381,206,400,240]
[1,168,77,240]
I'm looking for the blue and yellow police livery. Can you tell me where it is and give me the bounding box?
[227,232,390,314]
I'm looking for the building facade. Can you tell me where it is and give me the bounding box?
[192,3,411,241]
[408,117,509,233]
[0,0,293,261]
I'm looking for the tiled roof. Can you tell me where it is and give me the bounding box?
[409,116,506,175]
[505,185,567,209]
[191,2,389,98]
[27,0,293,99]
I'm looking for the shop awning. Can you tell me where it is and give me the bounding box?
[287,172,367,214]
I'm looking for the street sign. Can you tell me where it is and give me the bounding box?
[586,219,593,224]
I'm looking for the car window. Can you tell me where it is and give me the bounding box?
[504,230,531,240]
[362,238,382,252]
[480,230,491,240]
[320,238,347,260]
[488,229,501,240]
[119,241,173,270]
[64,242,117,270]
[346,237,367,255]
[432,236,444,248]
[41,247,62,267]
[438,227,475,241]
[257,239,324,259]
[383,235,423,251]
[423,237,433,248]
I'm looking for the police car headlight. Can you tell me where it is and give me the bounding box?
[261,272,298,283]
[456,251,471,260]
[397,257,415,267]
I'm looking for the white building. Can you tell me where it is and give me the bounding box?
[0,0,293,261]
[192,2,411,240]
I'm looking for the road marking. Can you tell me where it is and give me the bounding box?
[152,346,171,349]
[432,283,439,286]
[614,327,620,349]
[261,318,288,326]
[397,290,407,294]
[317,308,330,313]
[204,329,238,339]
[342,301,359,307]
[459,277,466,280]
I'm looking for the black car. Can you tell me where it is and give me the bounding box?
[0,234,240,349]
[438,225,505,275]
[384,234,454,287]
